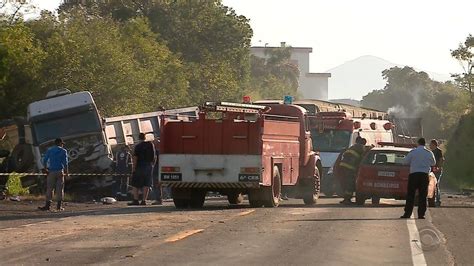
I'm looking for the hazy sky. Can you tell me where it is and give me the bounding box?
[35,0,472,74]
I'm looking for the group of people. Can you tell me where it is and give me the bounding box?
[336,135,444,219]
[38,133,165,211]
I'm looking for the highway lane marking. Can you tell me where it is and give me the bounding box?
[407,214,427,265]
[237,210,255,216]
[165,229,204,243]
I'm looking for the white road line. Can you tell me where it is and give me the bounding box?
[407,214,427,266]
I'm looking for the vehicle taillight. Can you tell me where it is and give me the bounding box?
[240,167,260,174]
[161,166,180,173]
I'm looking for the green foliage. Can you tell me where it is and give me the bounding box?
[248,47,300,100]
[6,173,29,196]
[361,66,469,139]
[444,111,474,188]
[0,22,46,120]
[451,34,473,98]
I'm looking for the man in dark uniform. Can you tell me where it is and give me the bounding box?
[128,133,156,206]
[338,136,365,204]
[114,145,132,199]
[430,139,444,206]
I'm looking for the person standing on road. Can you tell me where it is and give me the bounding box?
[401,138,436,219]
[128,133,156,206]
[338,136,365,205]
[430,139,444,206]
[38,138,69,211]
[113,145,132,199]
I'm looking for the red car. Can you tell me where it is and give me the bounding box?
[355,146,437,206]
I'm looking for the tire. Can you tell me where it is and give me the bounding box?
[228,192,244,205]
[249,200,264,208]
[356,193,366,206]
[263,166,281,207]
[189,190,206,208]
[173,198,189,208]
[371,197,380,205]
[303,166,321,205]
[9,144,34,172]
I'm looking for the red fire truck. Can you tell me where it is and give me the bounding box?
[159,101,322,208]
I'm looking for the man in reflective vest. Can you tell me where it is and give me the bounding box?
[338,136,365,205]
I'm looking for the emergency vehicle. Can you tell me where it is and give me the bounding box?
[159,100,322,208]
[311,111,394,196]
[355,144,438,206]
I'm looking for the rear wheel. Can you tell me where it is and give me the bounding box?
[303,166,321,205]
[356,193,366,206]
[173,198,189,208]
[189,190,206,208]
[227,192,244,205]
[263,166,281,207]
[371,197,380,205]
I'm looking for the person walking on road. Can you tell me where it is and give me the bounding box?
[429,139,444,206]
[400,138,436,219]
[151,138,163,205]
[338,136,365,205]
[38,138,69,211]
[128,133,156,206]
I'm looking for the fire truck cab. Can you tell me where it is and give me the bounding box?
[159,101,321,208]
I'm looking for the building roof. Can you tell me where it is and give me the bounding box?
[251,46,313,53]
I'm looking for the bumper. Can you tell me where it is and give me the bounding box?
[163,182,261,189]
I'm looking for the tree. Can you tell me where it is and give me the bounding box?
[248,47,300,100]
[451,34,474,100]
[59,0,253,104]
[361,66,469,139]
[0,23,46,119]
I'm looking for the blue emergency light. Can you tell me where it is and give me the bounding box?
[284,95,293,104]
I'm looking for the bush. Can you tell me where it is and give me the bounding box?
[6,173,29,196]
[444,110,474,189]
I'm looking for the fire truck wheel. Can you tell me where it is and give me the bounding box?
[228,192,244,204]
[189,190,206,208]
[173,198,189,209]
[371,197,380,205]
[303,167,321,205]
[263,166,281,207]
[356,193,366,205]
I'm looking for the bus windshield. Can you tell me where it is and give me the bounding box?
[311,129,351,152]
[33,110,101,145]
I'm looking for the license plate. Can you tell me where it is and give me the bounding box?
[238,174,260,182]
[378,171,396,177]
[161,173,182,181]
[374,182,399,189]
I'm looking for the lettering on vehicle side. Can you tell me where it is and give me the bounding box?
[161,173,182,181]
[238,174,260,182]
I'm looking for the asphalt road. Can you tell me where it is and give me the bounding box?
[0,195,472,265]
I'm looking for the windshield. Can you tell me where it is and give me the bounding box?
[32,110,101,145]
[311,129,351,152]
[363,151,408,166]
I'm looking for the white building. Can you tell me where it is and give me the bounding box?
[251,43,331,100]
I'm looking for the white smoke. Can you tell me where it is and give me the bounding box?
[387,105,407,118]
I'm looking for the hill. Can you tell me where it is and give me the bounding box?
[327,55,451,100]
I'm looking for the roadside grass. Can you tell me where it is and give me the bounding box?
[6,173,30,196]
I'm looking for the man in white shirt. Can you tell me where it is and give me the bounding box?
[401,138,436,219]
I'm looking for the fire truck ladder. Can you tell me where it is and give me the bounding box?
[201,102,268,114]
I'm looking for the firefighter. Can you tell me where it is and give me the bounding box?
[113,145,132,199]
[338,136,365,205]
[429,139,444,206]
